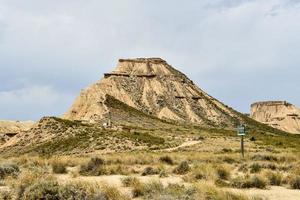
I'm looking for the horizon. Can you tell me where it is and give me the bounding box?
[1,0,300,121]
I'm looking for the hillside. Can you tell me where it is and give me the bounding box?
[64,58,242,128]
[1,58,297,156]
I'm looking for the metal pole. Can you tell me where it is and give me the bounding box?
[241,135,244,158]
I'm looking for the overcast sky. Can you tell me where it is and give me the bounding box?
[0,0,299,121]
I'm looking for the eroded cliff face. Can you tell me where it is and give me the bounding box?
[0,120,35,145]
[64,58,242,128]
[250,101,300,134]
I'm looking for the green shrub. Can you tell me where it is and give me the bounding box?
[159,155,174,165]
[51,162,67,174]
[0,164,20,179]
[79,157,106,176]
[173,161,190,175]
[250,163,262,173]
[141,167,159,176]
[290,176,300,189]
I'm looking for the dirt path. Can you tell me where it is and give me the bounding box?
[230,186,300,200]
[163,140,201,152]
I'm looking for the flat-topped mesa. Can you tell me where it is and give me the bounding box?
[250,101,300,134]
[251,101,292,107]
[108,57,182,77]
[64,58,242,127]
[118,57,167,64]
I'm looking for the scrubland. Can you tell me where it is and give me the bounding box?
[1,145,300,199]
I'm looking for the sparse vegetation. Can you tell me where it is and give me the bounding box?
[290,176,300,189]
[231,175,267,189]
[173,161,190,175]
[159,155,174,165]
[79,157,106,176]
[0,163,20,179]
[141,167,159,176]
[216,166,231,180]
[51,161,67,174]
[250,163,262,173]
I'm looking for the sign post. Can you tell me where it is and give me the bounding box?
[237,125,246,158]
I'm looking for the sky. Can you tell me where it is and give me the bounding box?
[0,0,300,121]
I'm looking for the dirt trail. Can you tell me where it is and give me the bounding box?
[230,186,300,200]
[163,140,201,152]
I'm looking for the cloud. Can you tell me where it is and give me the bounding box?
[0,85,74,120]
[0,0,299,120]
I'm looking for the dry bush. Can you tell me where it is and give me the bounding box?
[99,184,130,200]
[216,166,231,180]
[173,161,190,175]
[289,176,300,189]
[0,190,13,200]
[14,156,47,169]
[7,170,56,199]
[106,164,131,175]
[141,167,159,176]
[194,183,258,200]
[121,176,140,187]
[184,164,216,182]
[51,161,67,174]
[79,157,106,176]
[231,175,267,189]
[263,170,283,186]
[159,155,174,165]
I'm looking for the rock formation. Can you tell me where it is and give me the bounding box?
[250,101,300,134]
[64,58,243,128]
[0,120,34,145]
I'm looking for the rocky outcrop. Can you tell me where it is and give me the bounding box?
[250,101,300,134]
[64,58,243,128]
[0,120,34,145]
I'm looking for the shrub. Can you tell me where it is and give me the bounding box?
[251,154,278,162]
[51,162,67,174]
[216,166,230,180]
[131,180,164,198]
[0,164,20,179]
[141,167,159,176]
[173,161,190,175]
[59,183,94,199]
[264,171,282,186]
[231,175,267,189]
[290,176,300,189]
[221,148,233,153]
[22,179,60,200]
[222,156,236,164]
[99,185,130,200]
[79,157,106,176]
[250,163,262,173]
[159,155,174,165]
[121,176,140,187]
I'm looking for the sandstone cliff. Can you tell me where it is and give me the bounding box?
[250,101,300,134]
[0,120,34,145]
[64,58,242,128]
